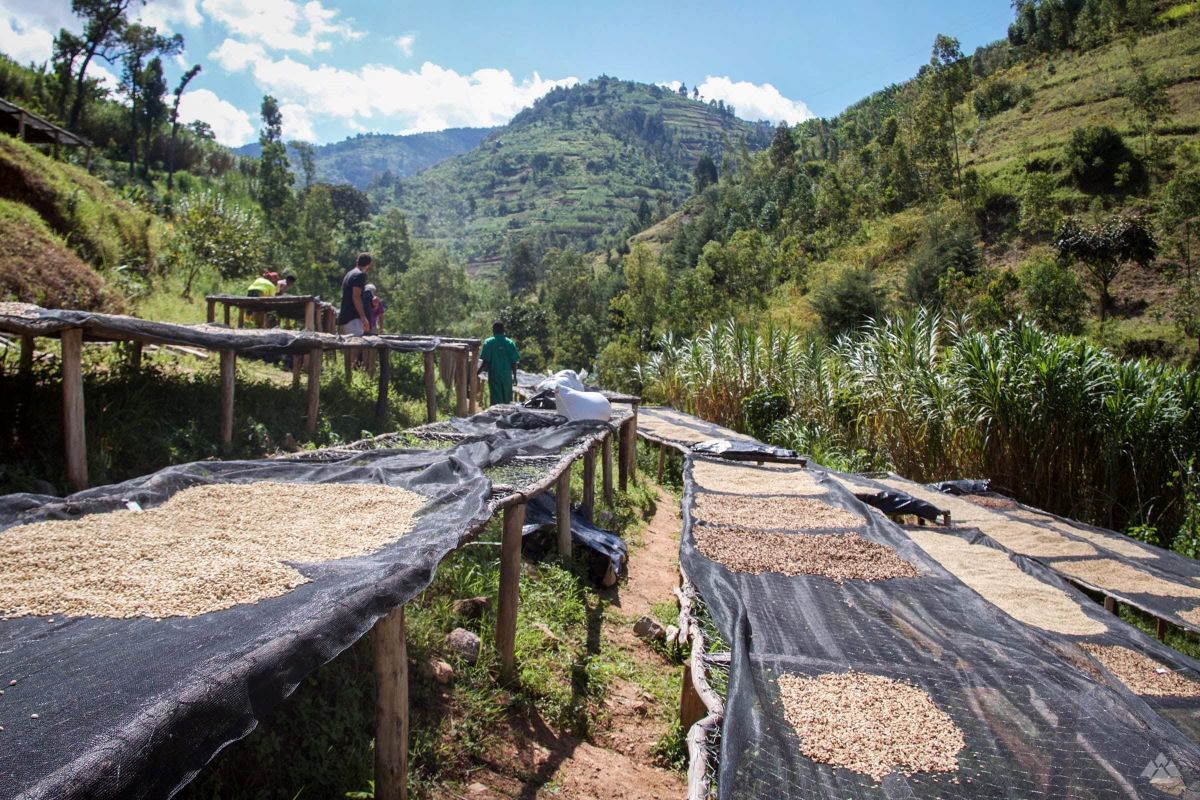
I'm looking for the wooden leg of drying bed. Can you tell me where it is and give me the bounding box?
[206,298,216,323]
[306,349,321,437]
[680,661,706,731]
[455,351,469,417]
[1104,596,1117,614]
[497,502,525,683]
[1156,618,1167,640]
[556,471,572,557]
[657,442,667,483]
[130,342,142,370]
[581,446,596,522]
[373,606,409,800]
[602,433,614,507]
[19,335,34,376]
[423,351,438,424]
[375,349,390,427]
[618,423,629,491]
[219,349,236,451]
[468,344,479,414]
[61,328,88,492]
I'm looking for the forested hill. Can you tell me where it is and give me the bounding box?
[233,127,494,189]
[375,77,774,269]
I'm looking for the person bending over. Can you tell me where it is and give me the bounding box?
[479,321,520,406]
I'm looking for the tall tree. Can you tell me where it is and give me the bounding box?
[119,23,181,176]
[504,238,538,296]
[166,64,201,190]
[61,0,135,130]
[928,34,971,202]
[291,141,317,190]
[138,56,167,178]
[693,154,718,193]
[370,207,413,275]
[256,95,295,232]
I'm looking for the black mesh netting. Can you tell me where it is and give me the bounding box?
[680,454,1200,799]
[0,411,611,800]
[851,472,1200,637]
[0,306,441,356]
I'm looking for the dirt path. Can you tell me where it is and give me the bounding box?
[439,486,686,800]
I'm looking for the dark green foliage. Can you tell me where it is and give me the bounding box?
[769,123,797,168]
[813,268,888,336]
[742,387,792,440]
[256,95,295,233]
[1065,125,1144,194]
[504,238,538,296]
[973,77,1032,119]
[1056,214,1157,318]
[498,301,551,371]
[906,213,981,305]
[1020,253,1089,333]
[693,154,718,193]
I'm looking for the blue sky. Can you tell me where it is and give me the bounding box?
[0,0,1015,146]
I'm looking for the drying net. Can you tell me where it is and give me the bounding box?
[0,304,442,356]
[857,473,1200,637]
[680,454,1200,799]
[0,410,611,800]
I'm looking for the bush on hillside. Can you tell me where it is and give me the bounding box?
[906,213,982,305]
[742,388,792,441]
[813,268,888,337]
[973,77,1032,119]
[1065,125,1145,194]
[1020,253,1088,334]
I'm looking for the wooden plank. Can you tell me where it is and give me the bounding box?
[468,344,479,414]
[680,662,707,730]
[206,298,216,323]
[455,350,468,417]
[497,502,525,683]
[556,471,572,557]
[19,335,33,375]
[219,350,236,450]
[61,328,87,492]
[581,446,596,521]
[373,606,409,800]
[376,349,390,427]
[423,350,438,424]
[306,347,321,436]
[602,432,614,506]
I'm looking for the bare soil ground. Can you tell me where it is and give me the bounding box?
[435,488,686,800]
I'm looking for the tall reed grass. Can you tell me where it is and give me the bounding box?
[638,312,1200,548]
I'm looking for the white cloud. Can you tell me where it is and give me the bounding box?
[200,0,361,54]
[279,101,315,141]
[394,33,415,57]
[0,14,54,64]
[136,0,203,32]
[695,76,814,124]
[210,43,577,135]
[177,88,255,146]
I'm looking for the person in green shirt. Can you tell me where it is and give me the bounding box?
[478,321,520,405]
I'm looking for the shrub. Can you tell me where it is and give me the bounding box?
[1065,125,1144,194]
[973,78,1032,119]
[742,388,791,441]
[906,214,981,305]
[813,268,888,337]
[1019,171,1060,240]
[1020,253,1088,334]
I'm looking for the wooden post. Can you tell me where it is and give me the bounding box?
[375,348,391,427]
[618,420,631,491]
[130,342,142,370]
[556,471,572,557]
[61,328,87,492]
[306,347,321,436]
[423,350,438,424]
[657,442,667,483]
[1156,618,1167,641]
[680,662,706,731]
[602,432,614,506]
[497,502,525,683]
[455,350,469,417]
[291,349,303,389]
[304,300,316,331]
[237,307,245,328]
[1104,596,1117,614]
[581,446,596,522]
[373,606,409,800]
[219,350,235,450]
[468,343,479,414]
[205,298,216,323]
[627,409,639,483]
[223,304,231,326]
[344,349,353,385]
[19,335,33,375]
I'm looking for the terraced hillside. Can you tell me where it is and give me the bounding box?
[234,127,494,189]
[377,77,773,268]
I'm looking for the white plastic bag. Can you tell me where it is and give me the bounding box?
[535,368,586,393]
[555,385,611,421]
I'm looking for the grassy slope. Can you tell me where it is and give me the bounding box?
[761,15,1200,347]
[390,79,771,265]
